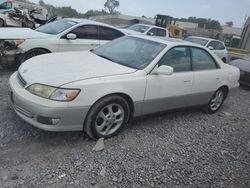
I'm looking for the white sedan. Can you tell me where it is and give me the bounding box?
[0,18,126,68]
[121,23,169,38]
[9,35,240,139]
[184,36,229,63]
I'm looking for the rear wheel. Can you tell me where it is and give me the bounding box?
[0,19,4,27]
[205,88,226,114]
[84,95,130,140]
[21,49,49,63]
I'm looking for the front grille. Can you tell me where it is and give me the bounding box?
[17,72,27,87]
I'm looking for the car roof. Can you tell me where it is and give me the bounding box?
[133,23,167,30]
[130,34,202,47]
[62,18,125,32]
[187,36,224,43]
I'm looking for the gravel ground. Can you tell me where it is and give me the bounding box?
[0,69,250,188]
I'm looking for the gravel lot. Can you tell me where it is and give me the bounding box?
[0,68,250,188]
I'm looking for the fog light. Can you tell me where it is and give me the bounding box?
[37,116,61,125]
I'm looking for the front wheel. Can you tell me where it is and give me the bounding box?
[84,95,130,140]
[205,88,226,114]
[21,49,49,63]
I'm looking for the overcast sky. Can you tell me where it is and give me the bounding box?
[30,0,250,27]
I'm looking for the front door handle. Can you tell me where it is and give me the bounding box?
[184,80,191,83]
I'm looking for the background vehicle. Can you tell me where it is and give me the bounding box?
[155,14,185,39]
[9,35,240,139]
[121,23,169,38]
[0,0,50,28]
[185,36,228,63]
[0,18,126,69]
[230,54,250,86]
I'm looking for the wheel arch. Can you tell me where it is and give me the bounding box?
[88,92,135,121]
[26,47,52,54]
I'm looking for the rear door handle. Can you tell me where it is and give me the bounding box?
[184,80,191,83]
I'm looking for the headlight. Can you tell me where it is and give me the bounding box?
[3,40,25,49]
[14,40,25,46]
[27,84,80,101]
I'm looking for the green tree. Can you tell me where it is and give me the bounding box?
[104,0,120,14]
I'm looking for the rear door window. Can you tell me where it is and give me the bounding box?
[99,26,124,40]
[191,47,218,71]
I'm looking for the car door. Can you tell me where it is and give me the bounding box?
[59,25,100,52]
[147,28,157,36]
[156,28,167,38]
[190,47,222,105]
[99,26,125,45]
[143,46,194,114]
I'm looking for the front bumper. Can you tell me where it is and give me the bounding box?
[9,72,90,132]
[0,48,23,67]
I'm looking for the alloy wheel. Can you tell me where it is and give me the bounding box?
[95,103,125,136]
[210,90,224,111]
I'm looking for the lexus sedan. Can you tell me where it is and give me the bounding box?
[230,54,250,86]
[9,35,240,139]
[185,36,228,63]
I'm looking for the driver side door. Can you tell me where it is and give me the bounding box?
[59,24,100,52]
[143,46,194,114]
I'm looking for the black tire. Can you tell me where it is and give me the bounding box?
[0,19,4,27]
[84,95,130,140]
[204,88,226,114]
[21,49,49,63]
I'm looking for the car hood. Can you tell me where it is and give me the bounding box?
[230,59,250,73]
[19,51,137,86]
[0,28,50,40]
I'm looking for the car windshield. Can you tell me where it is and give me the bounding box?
[128,24,150,33]
[35,19,78,35]
[92,36,166,69]
[185,37,209,46]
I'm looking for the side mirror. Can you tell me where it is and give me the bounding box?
[147,32,154,36]
[155,65,173,76]
[66,33,77,40]
[208,46,214,50]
